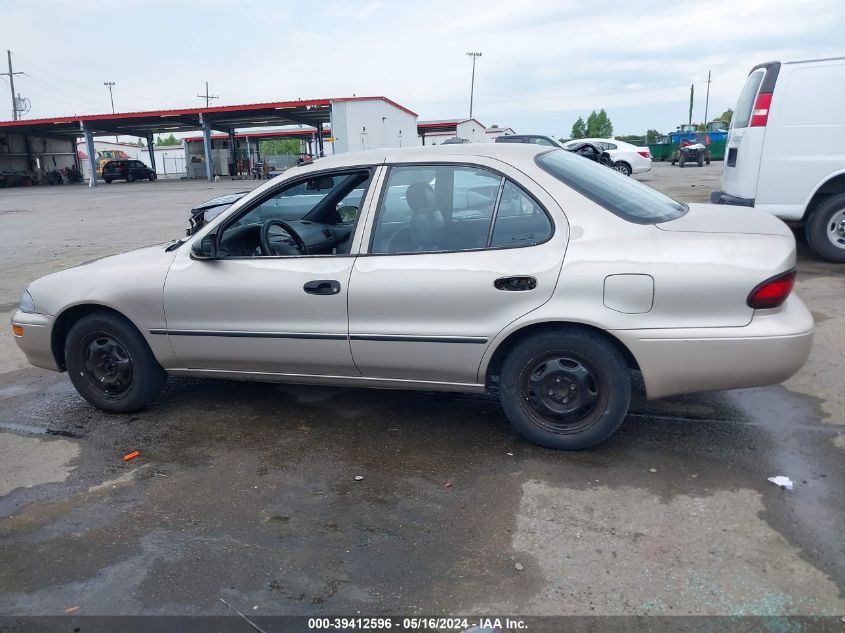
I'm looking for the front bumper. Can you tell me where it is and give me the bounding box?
[10,310,59,371]
[611,296,814,399]
[710,190,755,207]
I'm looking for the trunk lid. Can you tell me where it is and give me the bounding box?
[657,202,792,237]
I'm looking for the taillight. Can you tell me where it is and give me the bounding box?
[637,151,651,159]
[750,92,772,127]
[747,269,795,309]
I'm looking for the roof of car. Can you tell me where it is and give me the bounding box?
[308,142,551,170]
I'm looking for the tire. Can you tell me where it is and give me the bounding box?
[148,172,156,181]
[127,173,135,183]
[104,178,112,184]
[679,154,686,168]
[64,312,167,413]
[697,154,704,167]
[614,162,632,177]
[806,193,845,263]
[498,328,631,450]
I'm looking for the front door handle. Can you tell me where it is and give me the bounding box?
[303,279,341,295]
[494,276,537,291]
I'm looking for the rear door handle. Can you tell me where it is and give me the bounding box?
[494,276,537,291]
[303,280,341,295]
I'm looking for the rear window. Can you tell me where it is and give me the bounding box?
[732,69,765,129]
[536,149,687,224]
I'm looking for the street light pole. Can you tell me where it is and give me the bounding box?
[466,52,482,119]
[104,81,117,143]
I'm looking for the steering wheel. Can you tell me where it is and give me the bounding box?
[260,219,309,256]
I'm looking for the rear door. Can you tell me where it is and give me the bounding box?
[348,157,568,386]
[722,62,779,201]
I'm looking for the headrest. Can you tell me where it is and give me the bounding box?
[406,182,437,214]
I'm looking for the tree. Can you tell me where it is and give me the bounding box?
[260,138,301,156]
[586,109,613,138]
[718,109,733,126]
[570,116,587,139]
[155,134,180,146]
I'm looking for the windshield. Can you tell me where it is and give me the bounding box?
[536,149,687,224]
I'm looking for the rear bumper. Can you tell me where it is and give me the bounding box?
[710,190,755,207]
[10,310,59,371]
[612,296,814,399]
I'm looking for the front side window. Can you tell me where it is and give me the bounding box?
[370,165,552,254]
[218,170,371,257]
[536,149,686,224]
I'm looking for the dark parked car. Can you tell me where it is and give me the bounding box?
[102,160,156,183]
[495,134,563,148]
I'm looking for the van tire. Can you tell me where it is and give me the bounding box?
[679,154,685,167]
[806,193,845,263]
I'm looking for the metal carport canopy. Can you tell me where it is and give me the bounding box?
[0,97,411,183]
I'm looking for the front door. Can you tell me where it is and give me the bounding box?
[348,160,568,386]
[161,168,376,377]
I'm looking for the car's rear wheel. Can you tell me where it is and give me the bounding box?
[498,329,631,450]
[613,162,632,177]
[104,177,112,184]
[65,312,167,413]
[806,193,845,263]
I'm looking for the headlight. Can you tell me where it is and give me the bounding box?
[19,290,35,313]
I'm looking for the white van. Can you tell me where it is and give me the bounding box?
[711,57,845,262]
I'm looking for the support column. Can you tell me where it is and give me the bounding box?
[146,134,156,174]
[227,129,236,177]
[200,113,213,182]
[82,124,97,188]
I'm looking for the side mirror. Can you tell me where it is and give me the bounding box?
[191,233,218,259]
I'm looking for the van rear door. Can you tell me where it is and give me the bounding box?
[720,62,780,204]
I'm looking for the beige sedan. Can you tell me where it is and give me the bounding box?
[11,144,814,449]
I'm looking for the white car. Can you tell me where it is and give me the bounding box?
[563,138,652,176]
[712,57,845,263]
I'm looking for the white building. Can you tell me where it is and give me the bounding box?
[329,97,418,153]
[417,118,515,145]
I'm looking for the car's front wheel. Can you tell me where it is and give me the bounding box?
[65,312,167,413]
[127,173,135,183]
[498,328,631,450]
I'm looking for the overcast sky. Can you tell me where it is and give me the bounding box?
[2,0,843,138]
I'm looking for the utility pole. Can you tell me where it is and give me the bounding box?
[703,70,712,128]
[197,81,219,108]
[466,52,482,119]
[688,83,694,126]
[2,51,24,120]
[103,81,117,143]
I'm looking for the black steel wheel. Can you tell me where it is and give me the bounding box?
[499,328,631,450]
[65,311,167,412]
[79,331,135,399]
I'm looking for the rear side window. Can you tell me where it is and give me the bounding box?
[536,149,687,224]
[732,69,765,129]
